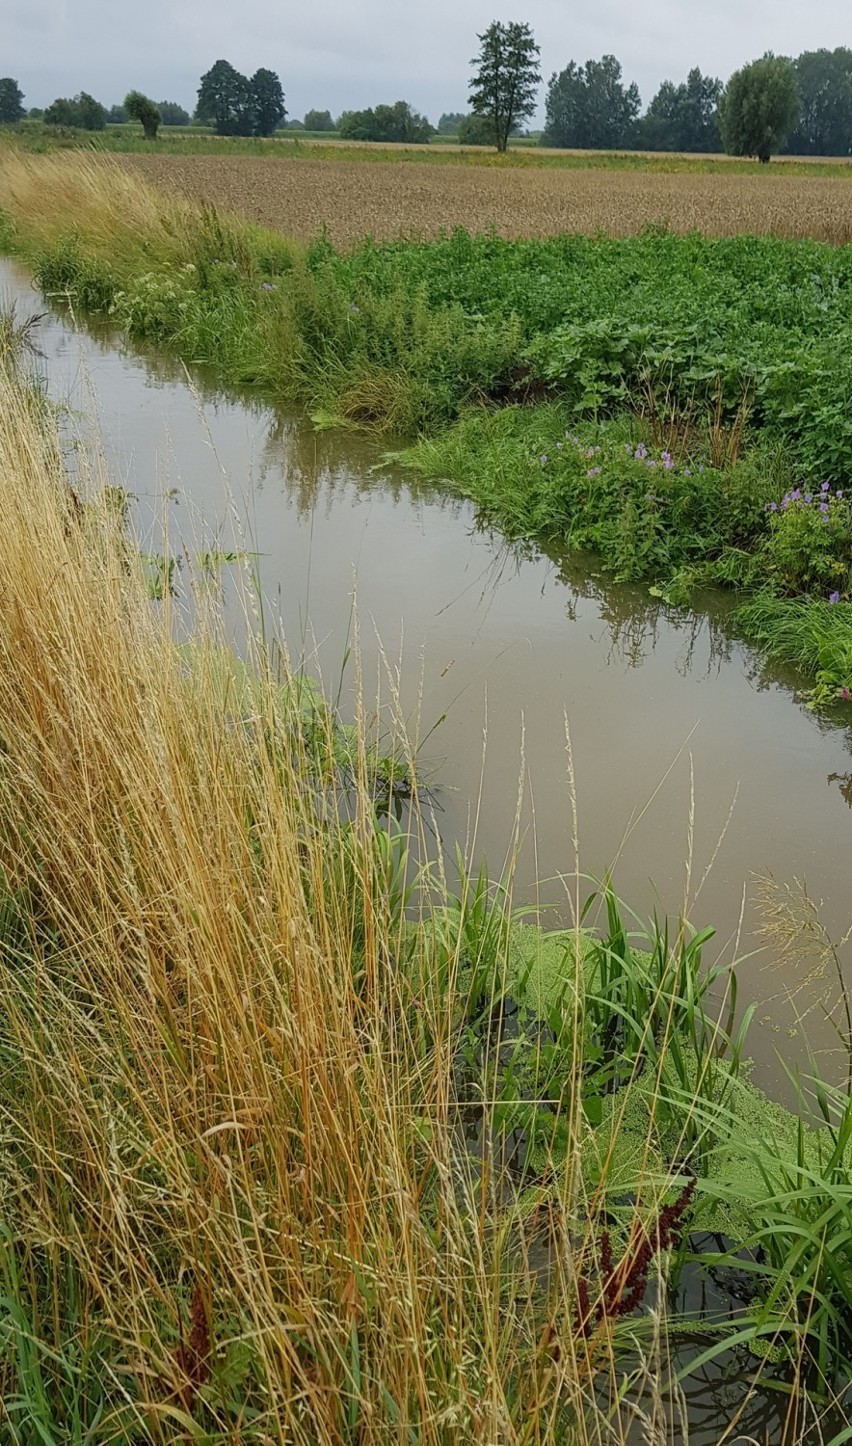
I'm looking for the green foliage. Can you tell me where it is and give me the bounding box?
[43,92,106,131]
[338,101,433,144]
[637,68,722,153]
[543,54,641,150]
[250,67,286,136]
[303,107,334,131]
[469,20,541,152]
[158,100,190,127]
[124,89,160,141]
[736,594,852,703]
[0,78,25,125]
[437,110,466,134]
[196,59,285,137]
[763,484,852,595]
[787,48,852,156]
[720,55,799,163]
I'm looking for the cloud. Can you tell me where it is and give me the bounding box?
[2,0,850,120]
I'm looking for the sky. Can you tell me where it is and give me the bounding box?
[3,0,851,122]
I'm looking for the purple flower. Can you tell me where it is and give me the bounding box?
[684,468,691,476]
[821,481,831,492]
[792,488,802,501]
[804,493,813,503]
[587,466,602,478]
[261,281,278,292]
[837,491,844,500]
[769,501,778,512]
[820,502,830,513]
[540,455,548,466]
[829,591,841,604]
[840,687,852,701]
[634,444,648,460]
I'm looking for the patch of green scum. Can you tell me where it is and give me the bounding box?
[505,923,589,1013]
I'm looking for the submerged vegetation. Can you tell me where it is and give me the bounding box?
[0,307,849,1442]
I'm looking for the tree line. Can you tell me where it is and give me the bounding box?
[2,37,852,158]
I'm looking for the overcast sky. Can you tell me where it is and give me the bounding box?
[3,1,851,121]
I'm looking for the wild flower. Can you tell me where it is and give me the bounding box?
[634,443,648,460]
[261,281,278,292]
[540,454,548,466]
[840,687,852,701]
[587,466,602,478]
[829,592,841,604]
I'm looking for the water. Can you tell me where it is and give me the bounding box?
[5,257,852,1080]
[4,258,852,1440]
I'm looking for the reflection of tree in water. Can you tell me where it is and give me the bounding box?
[829,772,852,808]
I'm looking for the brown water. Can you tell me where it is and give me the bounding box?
[5,258,852,1083]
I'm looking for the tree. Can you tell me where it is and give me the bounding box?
[786,48,852,156]
[125,91,161,141]
[107,103,128,124]
[44,93,107,130]
[719,54,798,163]
[338,101,433,144]
[438,111,466,134]
[0,78,25,124]
[469,21,541,153]
[196,60,252,135]
[637,67,721,152]
[158,101,190,126]
[250,68,285,136]
[543,55,640,149]
[304,108,335,131]
[458,112,497,146]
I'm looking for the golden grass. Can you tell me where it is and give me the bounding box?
[118,152,852,245]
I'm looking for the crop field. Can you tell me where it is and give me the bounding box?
[119,151,852,244]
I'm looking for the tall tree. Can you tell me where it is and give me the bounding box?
[338,101,433,144]
[638,67,721,152]
[544,55,640,149]
[719,54,798,163]
[250,68,285,136]
[125,91,161,141]
[469,21,540,153]
[787,48,852,155]
[196,60,252,135]
[0,78,25,124]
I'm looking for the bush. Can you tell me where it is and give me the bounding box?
[763,482,852,595]
[338,101,433,144]
[43,92,106,130]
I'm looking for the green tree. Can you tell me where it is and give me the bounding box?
[304,108,334,131]
[787,48,852,155]
[719,54,798,163]
[637,67,721,152]
[458,112,497,145]
[469,21,540,152]
[543,55,640,149]
[338,101,433,143]
[250,68,285,136]
[158,101,190,126]
[107,103,128,124]
[125,90,161,141]
[196,60,252,135]
[437,111,466,134]
[44,92,107,130]
[0,78,25,124]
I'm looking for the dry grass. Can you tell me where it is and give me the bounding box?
[119,152,852,245]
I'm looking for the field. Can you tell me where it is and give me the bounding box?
[119,151,852,243]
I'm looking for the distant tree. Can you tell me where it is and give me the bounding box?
[786,48,852,155]
[158,100,190,126]
[196,60,253,135]
[469,21,540,152]
[338,101,433,144]
[0,78,25,124]
[44,92,107,130]
[107,103,128,124]
[125,91,161,140]
[304,108,334,131]
[250,68,285,135]
[28,107,44,121]
[437,110,466,134]
[283,118,305,128]
[719,54,798,162]
[637,67,721,152]
[458,113,496,145]
[543,55,640,149]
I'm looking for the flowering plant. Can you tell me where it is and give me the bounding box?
[764,482,852,596]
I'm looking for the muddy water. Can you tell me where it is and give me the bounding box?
[5,258,852,1081]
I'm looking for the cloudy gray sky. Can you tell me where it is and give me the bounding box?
[3,0,850,121]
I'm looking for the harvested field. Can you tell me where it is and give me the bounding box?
[120,153,852,244]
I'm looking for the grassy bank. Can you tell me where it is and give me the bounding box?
[0,292,851,1440]
[1,149,852,699]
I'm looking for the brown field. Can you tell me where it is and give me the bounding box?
[120,152,852,245]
